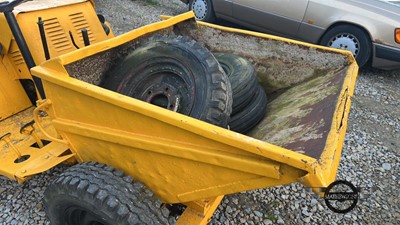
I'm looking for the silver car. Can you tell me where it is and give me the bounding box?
[182,0,400,70]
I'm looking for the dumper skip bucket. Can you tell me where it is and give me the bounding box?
[31,12,358,204]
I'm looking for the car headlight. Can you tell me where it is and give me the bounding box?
[396,28,400,44]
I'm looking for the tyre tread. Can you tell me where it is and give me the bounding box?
[229,85,267,133]
[213,53,258,115]
[44,162,173,225]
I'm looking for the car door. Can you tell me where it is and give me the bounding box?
[232,0,309,37]
[213,0,234,18]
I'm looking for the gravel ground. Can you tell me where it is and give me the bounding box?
[1,0,399,224]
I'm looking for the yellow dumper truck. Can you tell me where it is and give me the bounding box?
[0,0,358,224]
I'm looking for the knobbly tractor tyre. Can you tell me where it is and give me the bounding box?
[43,162,175,225]
[213,53,258,115]
[102,36,232,128]
[229,85,267,134]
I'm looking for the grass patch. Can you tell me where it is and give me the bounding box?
[265,212,277,222]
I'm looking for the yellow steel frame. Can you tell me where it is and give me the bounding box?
[0,0,113,87]
[0,0,112,181]
[0,10,358,225]
[0,55,31,120]
[0,107,73,183]
[30,14,358,224]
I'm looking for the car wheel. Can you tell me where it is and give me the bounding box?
[102,36,232,128]
[229,85,267,134]
[213,53,258,115]
[320,24,371,68]
[189,0,216,23]
[43,162,174,225]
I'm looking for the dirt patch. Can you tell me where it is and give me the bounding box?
[173,21,348,92]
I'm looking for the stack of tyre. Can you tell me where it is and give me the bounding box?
[102,36,267,134]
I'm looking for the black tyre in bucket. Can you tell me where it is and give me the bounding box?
[213,53,258,115]
[229,85,267,134]
[102,36,232,127]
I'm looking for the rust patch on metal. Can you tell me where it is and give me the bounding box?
[374,39,385,45]
[248,67,348,159]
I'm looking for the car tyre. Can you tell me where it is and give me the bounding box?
[214,53,258,115]
[102,36,232,128]
[189,0,216,23]
[229,85,267,134]
[320,24,372,68]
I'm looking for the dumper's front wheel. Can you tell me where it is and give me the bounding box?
[43,162,174,225]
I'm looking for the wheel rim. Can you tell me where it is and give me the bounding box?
[328,33,360,57]
[120,59,195,115]
[143,82,181,112]
[191,0,208,20]
[65,206,108,225]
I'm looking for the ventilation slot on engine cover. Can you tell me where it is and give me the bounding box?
[44,17,73,52]
[69,12,96,44]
